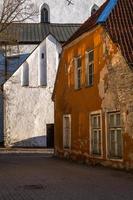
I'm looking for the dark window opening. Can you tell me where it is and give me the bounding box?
[42,53,44,59]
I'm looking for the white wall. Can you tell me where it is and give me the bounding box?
[31,0,105,23]
[4,35,62,147]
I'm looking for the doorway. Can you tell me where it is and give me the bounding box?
[46,124,54,148]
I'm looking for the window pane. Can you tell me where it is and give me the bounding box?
[92,130,101,155]
[109,114,115,127]
[117,130,122,158]
[89,75,93,86]
[98,130,101,154]
[92,116,97,128]
[109,130,116,157]
[89,51,94,62]
[92,130,98,154]
[87,64,94,86]
[75,57,81,89]
[98,116,100,128]
[116,114,121,127]
[77,69,81,88]
[77,58,81,68]
[89,64,94,75]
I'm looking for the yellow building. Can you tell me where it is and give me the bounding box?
[53,0,133,170]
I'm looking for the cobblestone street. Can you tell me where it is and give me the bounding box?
[0,153,133,200]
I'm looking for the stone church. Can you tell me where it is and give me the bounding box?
[0,0,105,147]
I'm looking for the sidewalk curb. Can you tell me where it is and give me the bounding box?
[0,148,54,154]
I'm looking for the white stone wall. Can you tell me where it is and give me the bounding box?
[31,0,105,23]
[4,35,62,147]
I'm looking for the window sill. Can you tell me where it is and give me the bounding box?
[107,157,123,162]
[74,88,82,91]
[85,84,93,88]
[90,154,103,159]
[38,85,47,88]
[64,147,70,149]
[21,85,29,87]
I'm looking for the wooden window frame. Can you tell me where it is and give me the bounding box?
[89,110,103,158]
[106,111,123,160]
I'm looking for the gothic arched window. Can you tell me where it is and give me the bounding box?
[40,4,50,23]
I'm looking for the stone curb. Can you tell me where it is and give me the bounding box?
[0,148,54,154]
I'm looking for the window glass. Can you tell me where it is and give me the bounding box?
[75,57,81,89]
[86,50,94,86]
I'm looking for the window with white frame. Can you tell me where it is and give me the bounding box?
[86,50,94,87]
[21,61,29,86]
[91,113,101,155]
[74,56,81,89]
[63,115,71,149]
[108,112,123,159]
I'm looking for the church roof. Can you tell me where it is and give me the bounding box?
[0,23,81,44]
[64,0,133,65]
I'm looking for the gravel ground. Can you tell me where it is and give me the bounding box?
[0,154,133,200]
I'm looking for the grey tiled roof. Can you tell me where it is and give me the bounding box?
[0,23,81,44]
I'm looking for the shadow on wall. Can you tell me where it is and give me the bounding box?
[11,135,54,148]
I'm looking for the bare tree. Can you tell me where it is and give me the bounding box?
[0,0,38,81]
[0,0,37,34]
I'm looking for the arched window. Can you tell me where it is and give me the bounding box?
[40,4,50,23]
[91,4,99,15]
[21,61,29,86]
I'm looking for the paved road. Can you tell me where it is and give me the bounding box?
[0,154,133,200]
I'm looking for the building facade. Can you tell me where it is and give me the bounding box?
[53,0,133,169]
[4,36,61,147]
[2,0,105,147]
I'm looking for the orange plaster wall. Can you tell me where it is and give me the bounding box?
[55,26,106,153]
[54,26,133,169]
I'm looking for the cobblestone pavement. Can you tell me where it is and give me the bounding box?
[0,154,133,200]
